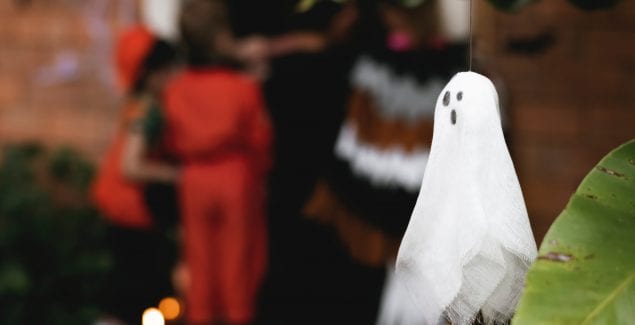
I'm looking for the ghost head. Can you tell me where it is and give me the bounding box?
[430,72,502,154]
[396,72,537,325]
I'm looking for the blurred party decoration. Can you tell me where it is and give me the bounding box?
[158,297,181,320]
[0,144,110,324]
[396,72,537,325]
[142,307,165,325]
[513,140,635,324]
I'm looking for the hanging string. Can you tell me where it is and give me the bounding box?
[468,0,474,71]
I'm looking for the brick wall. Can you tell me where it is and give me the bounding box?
[477,0,635,240]
[0,0,137,159]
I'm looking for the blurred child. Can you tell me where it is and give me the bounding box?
[303,0,467,323]
[92,25,179,324]
[233,3,369,324]
[156,0,272,323]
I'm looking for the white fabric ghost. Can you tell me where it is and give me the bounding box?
[396,72,537,325]
[376,263,428,325]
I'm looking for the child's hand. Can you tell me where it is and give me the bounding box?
[235,36,271,80]
[235,36,270,65]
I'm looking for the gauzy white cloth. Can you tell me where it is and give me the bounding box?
[396,72,537,325]
[376,263,428,325]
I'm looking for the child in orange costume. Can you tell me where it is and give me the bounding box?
[161,1,272,323]
[94,25,179,228]
[92,25,179,324]
[93,25,156,229]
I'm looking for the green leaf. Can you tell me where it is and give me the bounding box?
[0,262,31,295]
[296,0,320,12]
[513,139,635,324]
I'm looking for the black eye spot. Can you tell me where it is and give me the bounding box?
[451,110,457,125]
[443,91,451,106]
[457,91,463,101]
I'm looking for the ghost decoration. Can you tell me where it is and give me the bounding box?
[376,265,429,325]
[396,72,537,325]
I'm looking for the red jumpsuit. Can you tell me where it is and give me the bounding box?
[162,68,271,324]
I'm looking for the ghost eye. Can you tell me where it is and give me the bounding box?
[443,91,451,106]
[457,91,463,101]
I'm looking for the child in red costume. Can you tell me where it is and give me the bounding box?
[160,1,272,323]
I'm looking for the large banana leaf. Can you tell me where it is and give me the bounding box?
[513,139,635,324]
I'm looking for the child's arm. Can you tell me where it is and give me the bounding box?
[121,131,179,183]
[234,33,327,80]
[121,106,179,183]
[244,83,273,175]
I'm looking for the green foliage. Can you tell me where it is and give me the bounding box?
[0,144,111,325]
[513,140,635,324]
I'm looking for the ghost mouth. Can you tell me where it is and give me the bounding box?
[451,110,457,125]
